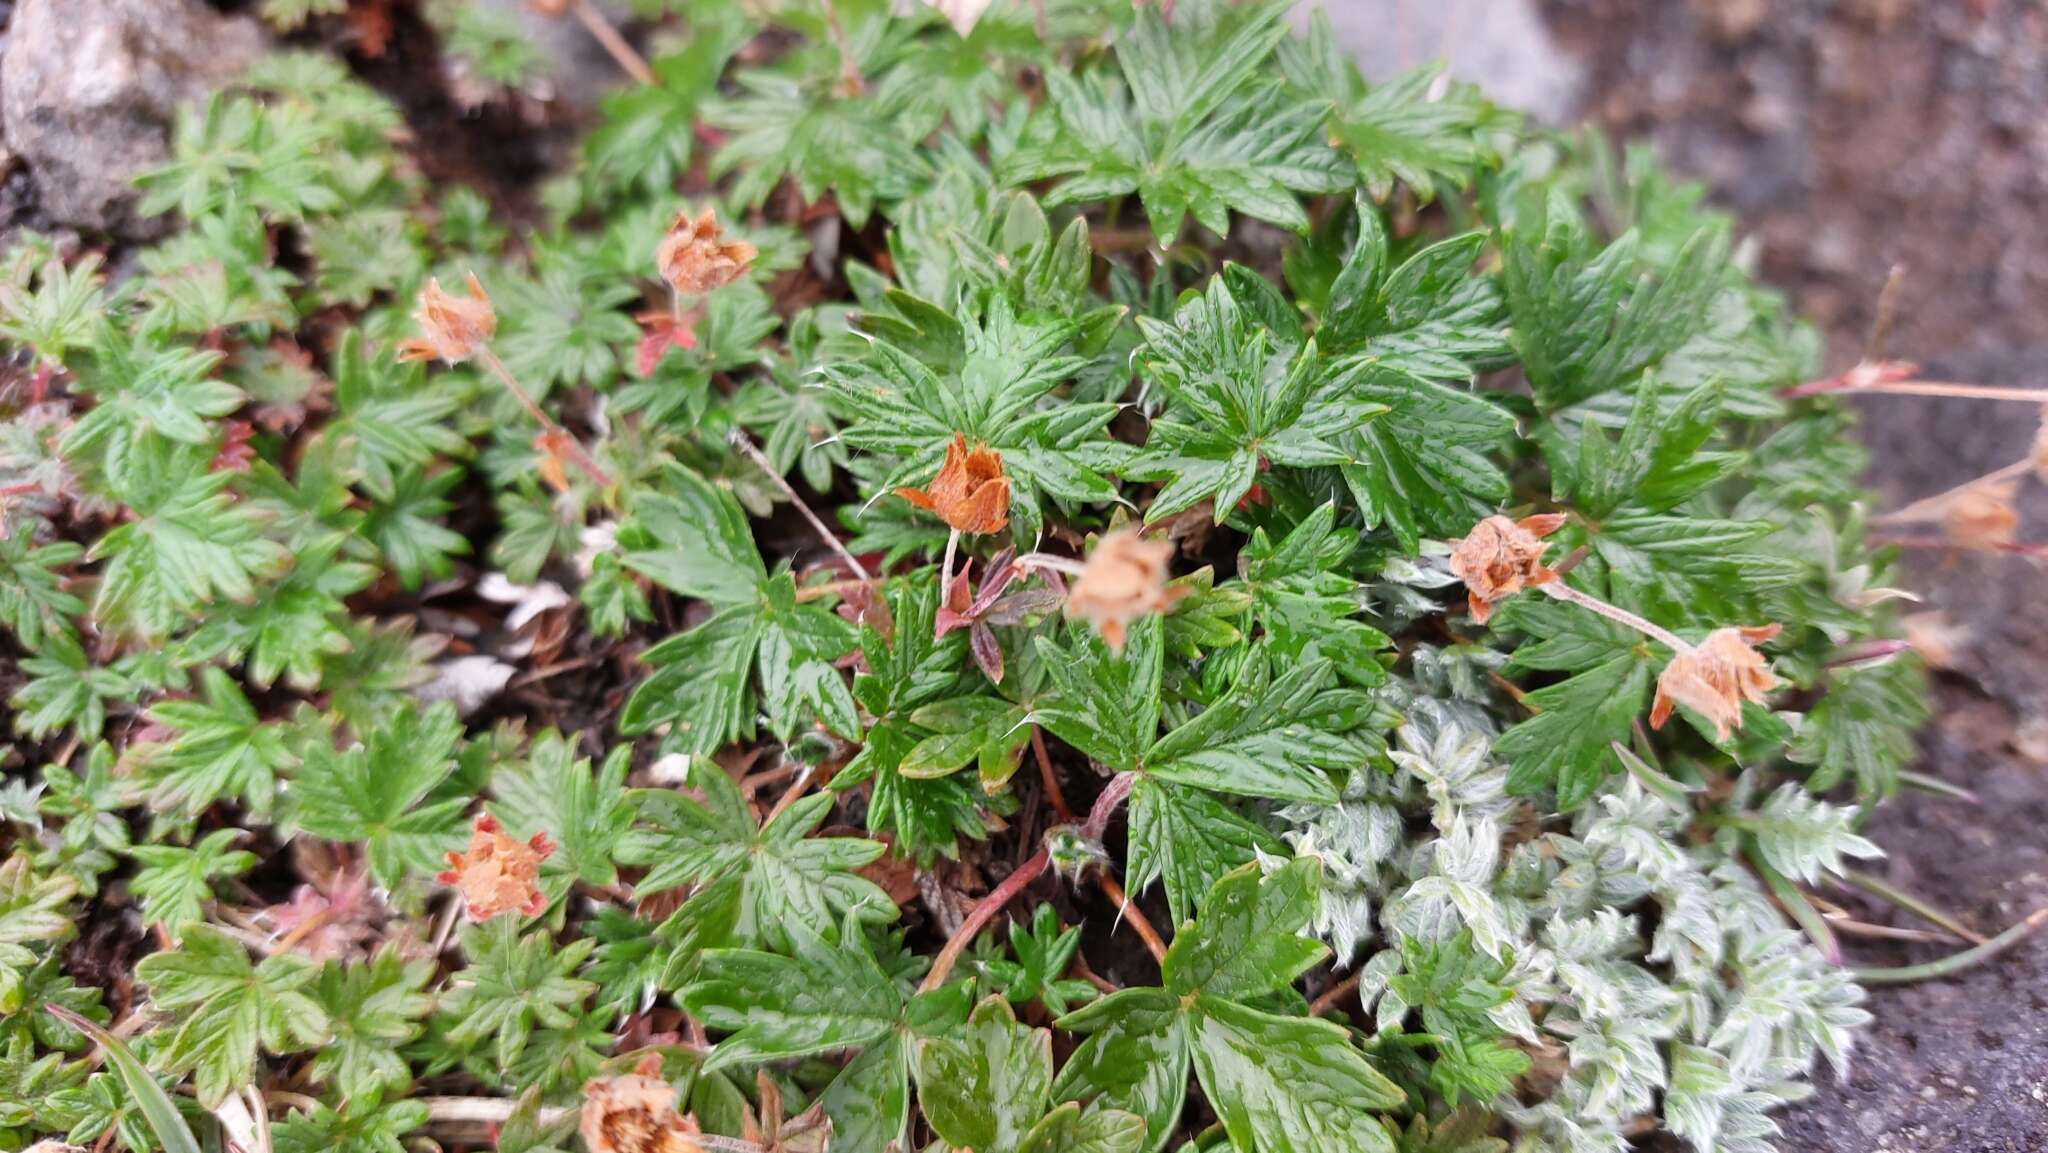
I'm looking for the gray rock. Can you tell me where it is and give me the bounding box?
[0,0,267,237]
[1299,0,1583,123]
[472,0,637,110]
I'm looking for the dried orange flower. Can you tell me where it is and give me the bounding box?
[581,1055,703,1153]
[656,208,757,298]
[397,273,497,365]
[1902,611,1969,670]
[1064,529,1187,652]
[1448,513,1567,624]
[436,814,555,921]
[1942,480,2019,551]
[1650,624,1782,741]
[895,433,1010,536]
[535,428,574,494]
[529,0,574,15]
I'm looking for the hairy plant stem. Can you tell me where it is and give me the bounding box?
[1871,456,2033,524]
[920,845,1052,993]
[1538,580,1692,654]
[475,347,614,488]
[920,770,1141,992]
[729,429,871,580]
[1805,379,2048,403]
[1839,868,1988,945]
[1851,908,2048,985]
[1095,870,1167,963]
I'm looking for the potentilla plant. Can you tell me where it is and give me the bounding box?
[2,1,2017,1152]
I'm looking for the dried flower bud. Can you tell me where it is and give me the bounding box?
[1064,529,1187,652]
[398,273,497,365]
[529,0,574,15]
[1942,480,2019,551]
[535,428,574,494]
[1448,513,1567,625]
[895,432,1010,535]
[581,1055,704,1153]
[436,814,555,921]
[656,208,756,298]
[1901,611,1968,670]
[1650,624,1781,741]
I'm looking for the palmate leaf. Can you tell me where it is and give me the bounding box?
[1233,501,1393,687]
[134,926,328,1109]
[1131,271,1385,523]
[620,466,860,752]
[0,535,85,651]
[709,71,924,228]
[1789,657,1928,803]
[1741,784,1882,885]
[1001,0,1349,244]
[440,919,597,1072]
[1055,863,1403,1153]
[836,579,993,863]
[914,997,1144,1153]
[489,733,634,901]
[306,949,434,1101]
[1501,189,1728,413]
[683,926,972,1153]
[620,757,894,951]
[142,665,297,820]
[87,461,293,642]
[1495,651,1656,810]
[1277,14,1505,203]
[493,250,642,395]
[286,701,468,888]
[582,19,745,203]
[125,829,256,938]
[9,631,134,743]
[1037,620,1367,919]
[823,298,1119,544]
[1307,193,1511,379]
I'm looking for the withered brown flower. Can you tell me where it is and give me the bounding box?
[1064,529,1187,653]
[896,432,1010,535]
[1649,624,1781,741]
[1448,513,1567,625]
[535,428,575,494]
[397,273,497,365]
[581,1055,703,1153]
[1943,481,2019,551]
[436,814,555,922]
[656,208,757,298]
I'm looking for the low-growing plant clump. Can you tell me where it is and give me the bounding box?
[1,1,1977,1151]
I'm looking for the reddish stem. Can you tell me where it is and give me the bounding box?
[920,846,1051,992]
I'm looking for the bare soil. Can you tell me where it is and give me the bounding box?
[1544,1,2048,1147]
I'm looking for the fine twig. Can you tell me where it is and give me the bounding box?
[1309,971,1363,1018]
[475,347,614,488]
[1851,908,2048,985]
[920,846,1051,993]
[1839,868,1989,946]
[1896,771,1981,805]
[729,429,871,580]
[1030,725,1074,823]
[568,0,655,85]
[1539,580,1692,654]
